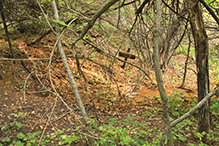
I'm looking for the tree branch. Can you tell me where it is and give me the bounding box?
[162,0,188,20]
[82,38,151,80]
[50,0,95,145]
[74,0,119,44]
[135,0,150,15]
[160,86,219,146]
[199,0,219,25]
[114,0,137,10]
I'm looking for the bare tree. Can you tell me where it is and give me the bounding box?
[153,0,173,145]
[160,86,219,145]
[50,0,95,145]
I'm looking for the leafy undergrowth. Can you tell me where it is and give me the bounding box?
[0,95,218,146]
[0,34,219,146]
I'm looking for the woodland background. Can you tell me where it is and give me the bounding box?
[0,0,219,145]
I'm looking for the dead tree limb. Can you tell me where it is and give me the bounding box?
[74,0,119,44]
[160,86,219,146]
[82,38,151,80]
[119,48,136,68]
[199,0,219,25]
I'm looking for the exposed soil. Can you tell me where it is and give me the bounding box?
[0,35,218,145]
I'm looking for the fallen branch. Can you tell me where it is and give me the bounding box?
[160,86,219,146]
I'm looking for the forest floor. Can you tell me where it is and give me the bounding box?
[0,34,218,145]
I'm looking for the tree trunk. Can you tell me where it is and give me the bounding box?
[153,0,173,145]
[179,31,191,88]
[0,0,14,58]
[50,0,95,145]
[188,0,210,144]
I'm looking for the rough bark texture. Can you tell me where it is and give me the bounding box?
[50,0,95,145]
[188,0,210,143]
[153,0,173,145]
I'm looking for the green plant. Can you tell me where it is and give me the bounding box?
[23,131,41,145]
[93,115,163,146]
[14,112,25,118]
[208,98,219,143]
[172,122,187,142]
[59,133,81,145]
[1,120,83,146]
[1,124,11,137]
[1,113,25,138]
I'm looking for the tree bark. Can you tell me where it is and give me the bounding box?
[188,0,210,143]
[0,0,14,58]
[50,0,95,145]
[160,8,187,70]
[153,0,173,145]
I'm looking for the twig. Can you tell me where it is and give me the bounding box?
[135,0,150,15]
[162,0,188,20]
[83,38,151,80]
[36,0,56,34]
[0,57,50,61]
[38,96,58,146]
[11,61,24,80]
[56,111,71,121]
[13,73,21,85]
[27,18,79,46]
[0,2,14,57]
[199,0,219,25]
[75,54,100,121]
[78,131,116,143]
[29,104,53,133]
[23,72,34,101]
[73,0,120,44]
[114,0,137,10]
